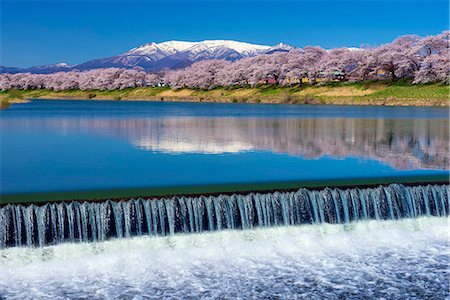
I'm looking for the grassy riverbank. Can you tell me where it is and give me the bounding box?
[1,82,449,106]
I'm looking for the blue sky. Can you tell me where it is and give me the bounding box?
[1,0,448,67]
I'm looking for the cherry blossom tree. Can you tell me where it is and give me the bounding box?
[165,60,232,88]
[413,31,449,83]
[1,32,448,90]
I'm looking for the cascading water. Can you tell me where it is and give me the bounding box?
[0,183,448,248]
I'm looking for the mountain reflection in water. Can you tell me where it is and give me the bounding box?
[8,117,448,171]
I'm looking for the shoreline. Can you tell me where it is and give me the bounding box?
[23,95,450,107]
[1,82,449,106]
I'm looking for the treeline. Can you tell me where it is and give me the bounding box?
[0,32,448,91]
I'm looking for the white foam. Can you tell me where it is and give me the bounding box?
[0,217,448,299]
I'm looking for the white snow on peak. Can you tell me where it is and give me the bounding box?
[196,40,270,54]
[126,40,273,57]
[55,62,71,67]
[126,41,195,57]
[34,62,72,69]
[95,39,296,70]
[159,41,198,52]
[267,43,295,52]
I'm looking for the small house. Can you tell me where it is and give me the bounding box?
[376,69,387,77]
[333,71,345,81]
[259,78,278,85]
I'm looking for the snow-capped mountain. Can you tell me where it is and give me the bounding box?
[1,40,295,73]
[128,40,273,58]
[265,43,295,54]
[0,62,73,74]
[75,40,295,71]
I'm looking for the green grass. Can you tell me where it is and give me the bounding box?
[257,84,283,95]
[368,83,449,99]
[1,82,448,106]
[5,89,24,100]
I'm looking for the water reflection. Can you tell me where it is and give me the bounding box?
[5,117,448,170]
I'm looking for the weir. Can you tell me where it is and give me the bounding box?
[0,183,448,248]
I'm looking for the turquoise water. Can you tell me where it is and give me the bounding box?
[0,100,448,197]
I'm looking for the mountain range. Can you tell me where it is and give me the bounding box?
[1,40,295,74]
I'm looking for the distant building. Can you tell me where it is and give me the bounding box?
[377,69,387,77]
[150,82,166,87]
[259,77,278,84]
[332,71,345,81]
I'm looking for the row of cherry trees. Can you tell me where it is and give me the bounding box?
[0,68,162,91]
[0,32,448,91]
[165,32,449,88]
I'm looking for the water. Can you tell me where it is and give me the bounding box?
[0,217,448,299]
[1,183,448,248]
[1,100,449,299]
[1,100,449,196]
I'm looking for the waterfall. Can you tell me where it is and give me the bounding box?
[0,183,448,248]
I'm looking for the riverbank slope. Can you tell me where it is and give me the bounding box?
[1,82,448,106]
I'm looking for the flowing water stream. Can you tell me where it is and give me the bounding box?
[1,184,448,248]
